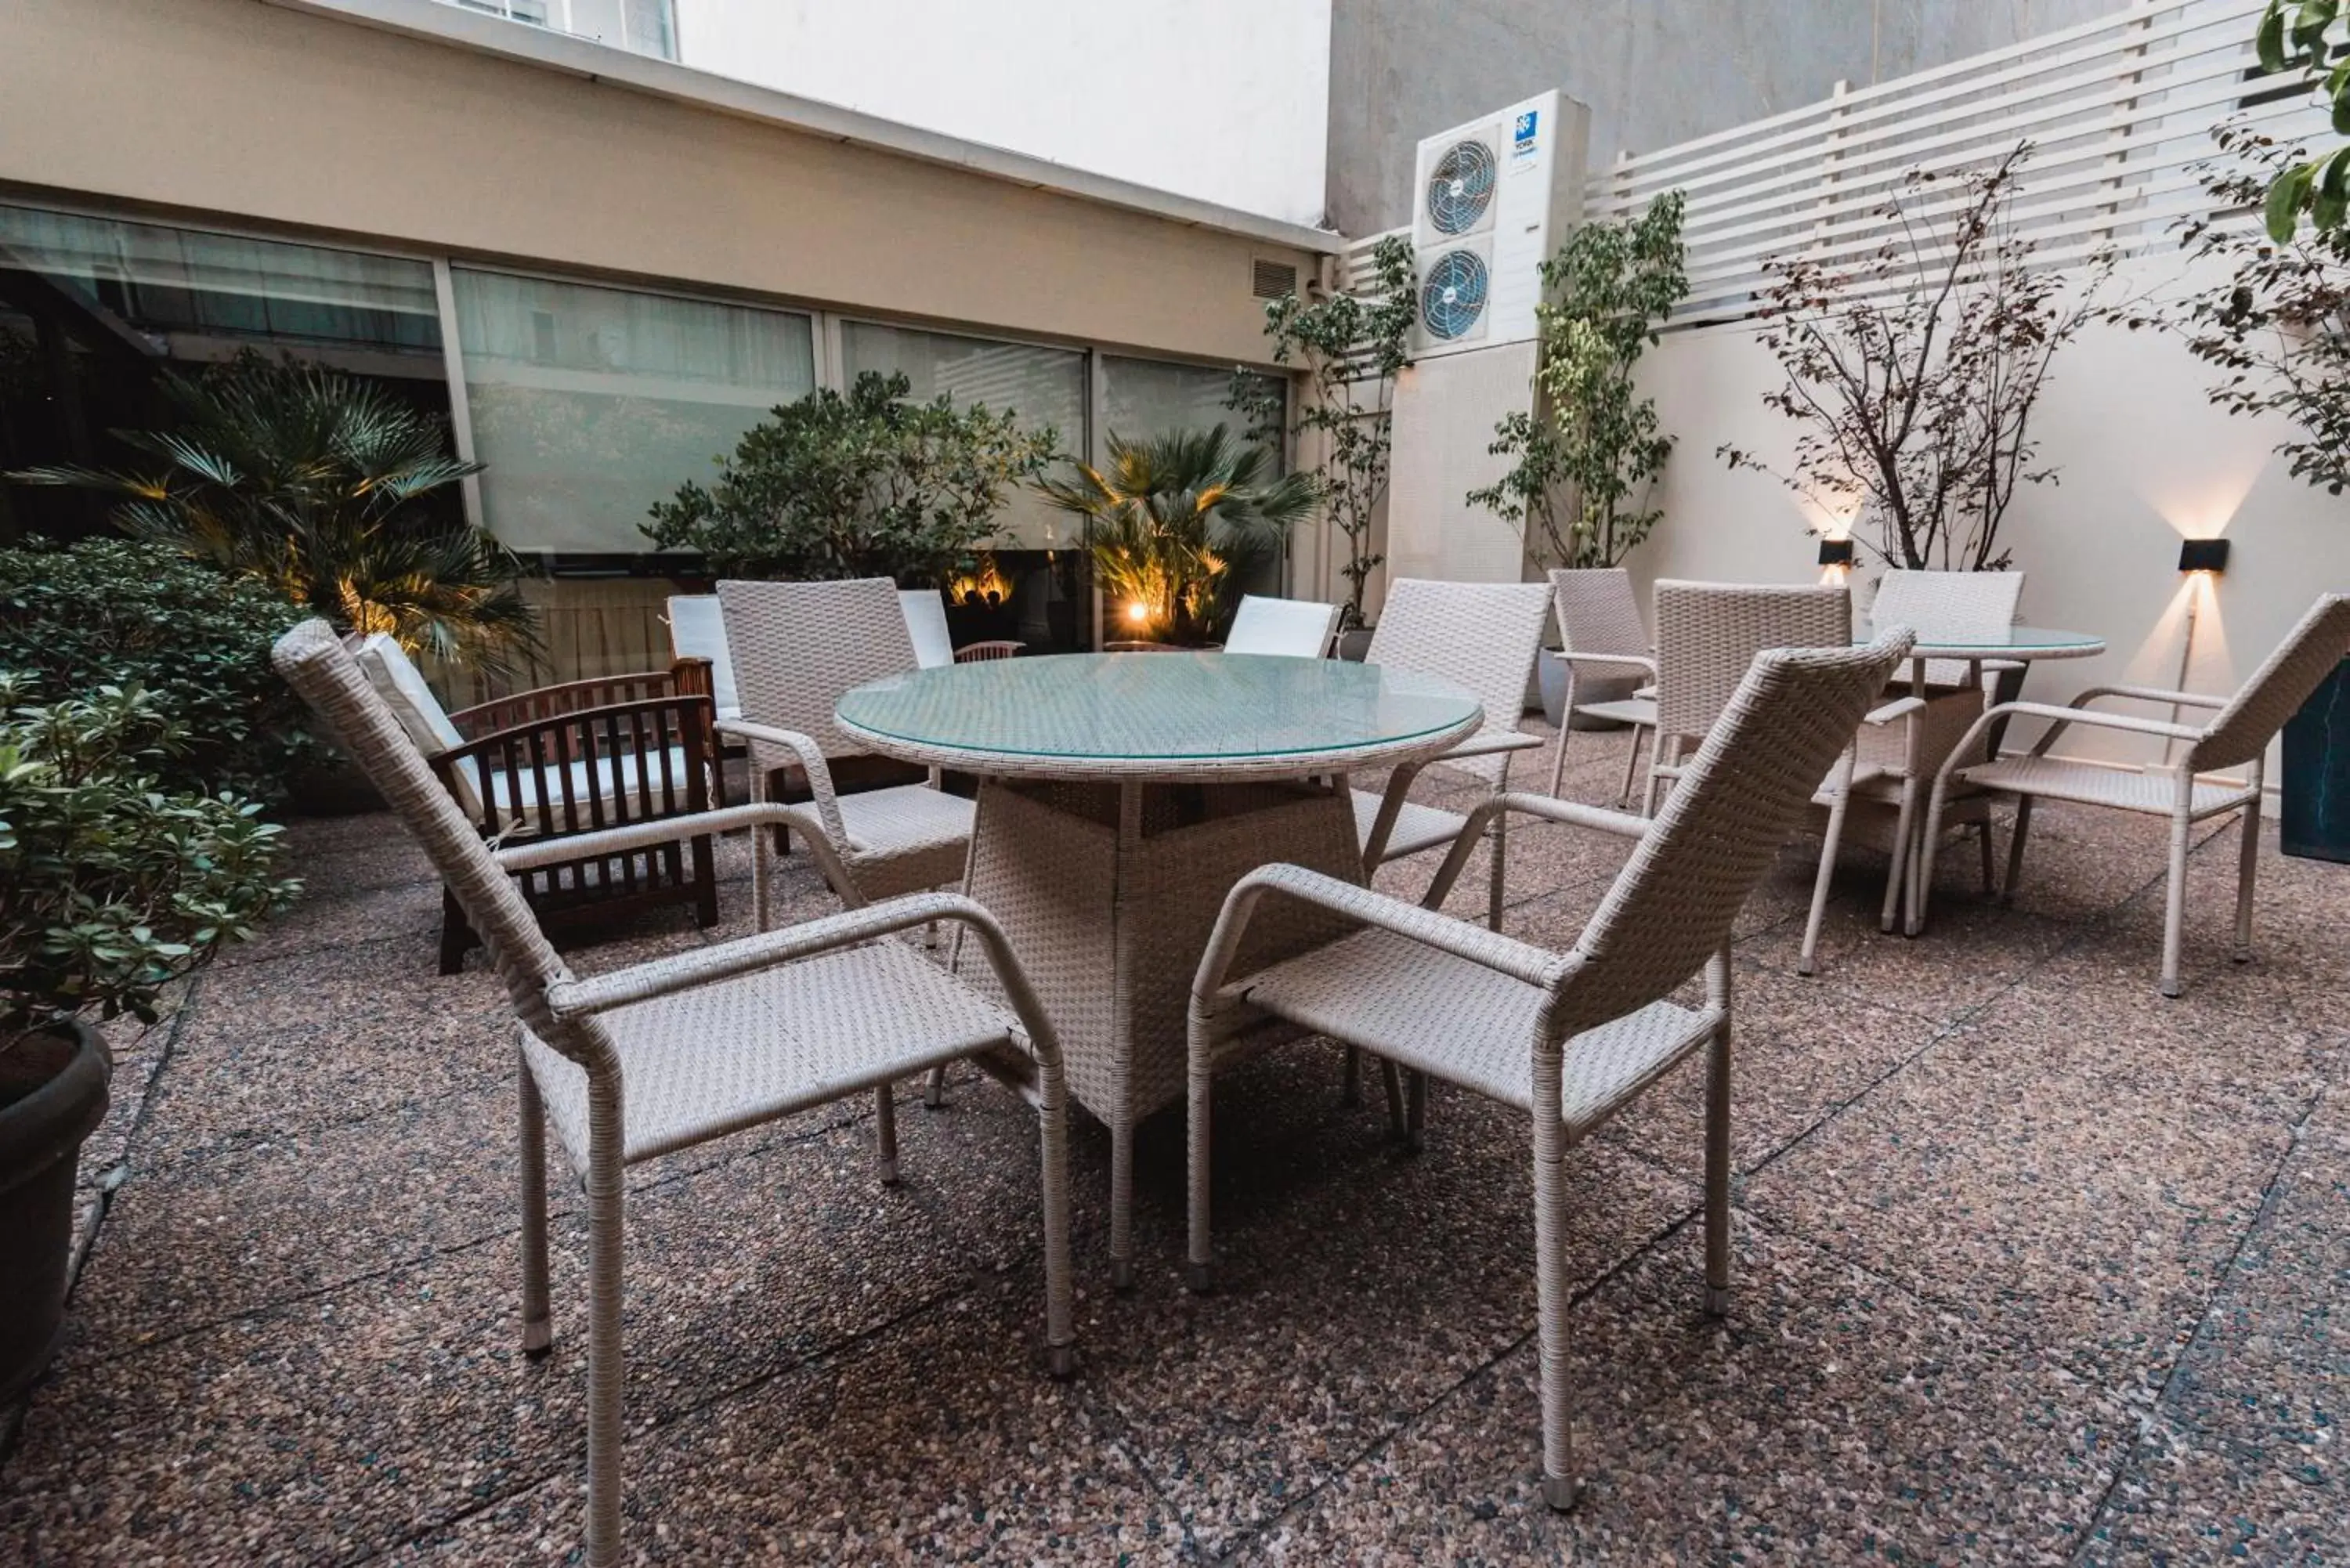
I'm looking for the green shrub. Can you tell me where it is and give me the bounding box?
[0,537,316,802]
[0,677,297,1041]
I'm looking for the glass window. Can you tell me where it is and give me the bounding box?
[451,269,815,555]
[1099,356,1283,466]
[839,321,1086,549]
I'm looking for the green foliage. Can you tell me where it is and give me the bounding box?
[1037,425,1314,646]
[0,677,297,1042]
[2255,1,2350,238]
[1229,235,1415,628]
[5,352,532,672]
[2171,122,2350,495]
[0,537,316,803]
[644,371,1060,586]
[1469,191,1688,569]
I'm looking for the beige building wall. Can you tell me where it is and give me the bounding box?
[0,0,1318,367]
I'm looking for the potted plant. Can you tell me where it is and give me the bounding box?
[645,370,1059,598]
[1468,191,1687,724]
[1037,425,1314,647]
[0,679,295,1397]
[2170,121,2350,859]
[1722,141,2112,607]
[1229,237,1416,657]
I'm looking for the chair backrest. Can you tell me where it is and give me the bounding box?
[1870,569,2023,687]
[898,589,955,670]
[1564,631,1915,1031]
[352,633,486,817]
[1225,594,1341,658]
[2189,592,2350,772]
[1366,578,1552,782]
[719,578,920,759]
[666,595,739,715]
[1653,580,1852,744]
[273,621,569,1035]
[1548,568,1648,659]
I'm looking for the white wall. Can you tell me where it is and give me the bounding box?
[671,0,1332,227]
[1622,247,2350,779]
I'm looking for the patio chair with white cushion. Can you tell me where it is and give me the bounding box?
[1186,629,1916,1511]
[1545,568,1659,806]
[355,633,721,974]
[1912,592,2350,997]
[717,578,976,912]
[1353,578,1553,930]
[273,620,1075,1568]
[899,587,956,670]
[1224,593,1342,658]
[665,594,741,723]
[1799,569,2026,968]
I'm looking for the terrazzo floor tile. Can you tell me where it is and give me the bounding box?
[1744,1004,2302,1380]
[1231,1216,2137,1567]
[1746,888,2081,1022]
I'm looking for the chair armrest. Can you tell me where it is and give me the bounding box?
[1554,651,1659,677]
[1480,792,1652,841]
[494,800,821,873]
[1932,699,2204,789]
[1443,730,1543,761]
[1863,695,1927,727]
[2070,683,2229,712]
[545,891,1065,1075]
[718,718,847,842]
[1191,862,1574,1009]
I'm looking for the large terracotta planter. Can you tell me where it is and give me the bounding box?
[0,1018,110,1400]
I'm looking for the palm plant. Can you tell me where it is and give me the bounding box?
[1036,425,1315,646]
[9,352,533,670]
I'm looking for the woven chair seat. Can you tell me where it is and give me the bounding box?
[522,941,1018,1172]
[837,782,975,854]
[1350,789,1469,862]
[1958,755,2258,818]
[1573,695,1657,728]
[1235,927,1714,1136]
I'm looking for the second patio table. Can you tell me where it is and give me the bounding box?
[837,651,1482,1287]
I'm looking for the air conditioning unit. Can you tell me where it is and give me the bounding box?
[1408,91,1585,359]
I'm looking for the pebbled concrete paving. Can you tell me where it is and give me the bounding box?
[2,724,2342,1564]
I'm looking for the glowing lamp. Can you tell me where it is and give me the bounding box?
[1123,601,1149,625]
[1817,538,1856,568]
[2178,538,2230,575]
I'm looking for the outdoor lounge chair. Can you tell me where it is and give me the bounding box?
[355,633,721,974]
[1353,577,1552,930]
[1911,591,2350,996]
[272,619,1075,1568]
[1185,629,1914,1511]
[1224,593,1342,658]
[1544,568,1658,806]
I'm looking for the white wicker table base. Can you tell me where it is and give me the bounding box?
[961,776,1365,1288]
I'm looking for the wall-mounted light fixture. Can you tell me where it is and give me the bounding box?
[2178,537,2230,574]
[1817,537,1856,568]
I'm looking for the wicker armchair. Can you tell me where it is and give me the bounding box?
[355,634,721,975]
[1545,569,1658,805]
[1913,592,2350,996]
[1186,630,1915,1511]
[1800,569,2026,968]
[274,620,1076,1568]
[1353,578,1552,930]
[715,578,976,912]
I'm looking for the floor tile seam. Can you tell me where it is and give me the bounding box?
[1194,1190,1714,1565]
[2064,1075,2340,1566]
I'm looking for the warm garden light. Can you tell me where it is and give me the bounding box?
[1817,538,1856,567]
[2178,537,2231,574]
[1124,600,1150,625]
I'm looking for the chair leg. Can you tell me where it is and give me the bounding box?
[582,1111,626,1568]
[2161,798,2193,999]
[1186,1032,1216,1295]
[439,887,472,977]
[1703,1008,1733,1318]
[1617,724,1647,810]
[1546,710,1574,800]
[1800,787,1853,977]
[1340,1044,1361,1107]
[2001,797,2034,909]
[1381,1057,1408,1140]
[1405,1070,1428,1153]
[1977,818,1998,895]
[873,1084,900,1187]
[1110,1113,1136,1292]
[692,834,718,929]
[1640,732,1669,818]
[1906,775,1958,938]
[1036,1053,1077,1376]
[923,1064,949,1108]
[1531,1089,1578,1511]
[518,1069,554,1355]
[1487,803,1508,931]
[1879,777,1919,934]
[2233,796,2261,963]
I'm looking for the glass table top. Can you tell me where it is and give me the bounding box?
[836,652,1483,776]
[1867,626,2106,656]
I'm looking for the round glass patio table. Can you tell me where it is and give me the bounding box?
[837,652,1483,1288]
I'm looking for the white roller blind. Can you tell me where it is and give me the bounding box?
[452,268,815,555]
